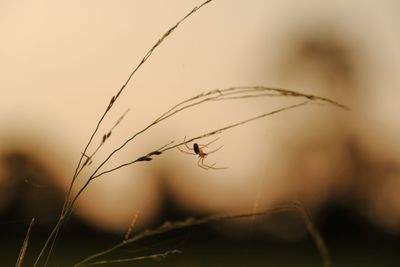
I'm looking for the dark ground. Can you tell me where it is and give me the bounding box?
[1,194,399,267]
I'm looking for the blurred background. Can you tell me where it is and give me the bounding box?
[1,0,399,266]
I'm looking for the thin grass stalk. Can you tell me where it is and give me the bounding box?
[33,1,215,265]
[295,201,332,267]
[92,101,309,180]
[75,250,181,267]
[74,204,297,266]
[31,0,348,265]
[75,202,333,267]
[16,218,35,267]
[66,101,308,220]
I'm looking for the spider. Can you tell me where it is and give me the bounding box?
[178,137,226,170]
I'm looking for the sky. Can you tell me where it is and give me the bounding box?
[1,0,400,235]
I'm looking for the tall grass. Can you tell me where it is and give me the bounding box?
[16,0,347,266]
[73,202,332,267]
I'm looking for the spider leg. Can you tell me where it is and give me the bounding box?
[198,137,219,149]
[198,157,227,170]
[197,157,214,170]
[182,136,194,151]
[177,145,197,155]
[205,145,224,155]
[208,165,228,170]
[177,136,196,154]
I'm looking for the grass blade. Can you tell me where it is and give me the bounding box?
[16,218,35,267]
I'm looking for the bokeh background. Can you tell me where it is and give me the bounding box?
[1,0,399,266]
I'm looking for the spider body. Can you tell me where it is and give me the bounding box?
[193,143,201,155]
[178,137,226,170]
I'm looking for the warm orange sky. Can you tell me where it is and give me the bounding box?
[1,0,400,232]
